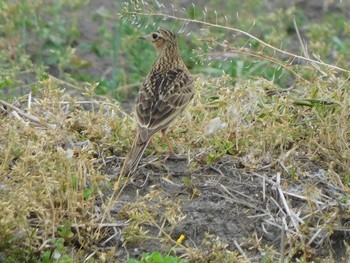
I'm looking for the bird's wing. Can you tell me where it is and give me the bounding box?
[135,68,194,143]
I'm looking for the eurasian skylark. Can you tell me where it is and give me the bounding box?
[123,29,194,174]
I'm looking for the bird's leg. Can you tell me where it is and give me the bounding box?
[161,129,175,156]
[161,129,186,161]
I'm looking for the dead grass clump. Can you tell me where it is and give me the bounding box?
[0,77,131,261]
[171,74,350,177]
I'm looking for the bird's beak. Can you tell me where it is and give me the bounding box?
[139,33,152,41]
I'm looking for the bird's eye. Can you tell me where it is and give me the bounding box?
[152,33,158,39]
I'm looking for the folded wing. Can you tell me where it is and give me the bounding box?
[135,68,194,143]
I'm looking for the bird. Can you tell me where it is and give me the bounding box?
[122,29,195,175]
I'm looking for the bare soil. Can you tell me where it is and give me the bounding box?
[99,154,349,262]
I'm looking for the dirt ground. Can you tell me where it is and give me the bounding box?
[100,154,349,262]
[71,0,350,261]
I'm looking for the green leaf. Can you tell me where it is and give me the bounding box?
[83,188,92,199]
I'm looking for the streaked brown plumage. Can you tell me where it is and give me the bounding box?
[123,29,194,174]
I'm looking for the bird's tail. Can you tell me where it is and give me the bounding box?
[122,136,150,175]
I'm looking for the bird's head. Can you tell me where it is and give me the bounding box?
[140,29,177,51]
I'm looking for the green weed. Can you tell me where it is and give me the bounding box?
[128,251,187,263]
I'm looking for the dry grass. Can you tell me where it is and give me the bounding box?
[0,78,132,261]
[1,67,349,261]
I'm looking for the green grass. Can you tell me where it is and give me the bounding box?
[128,251,187,263]
[2,0,349,99]
[1,0,350,262]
